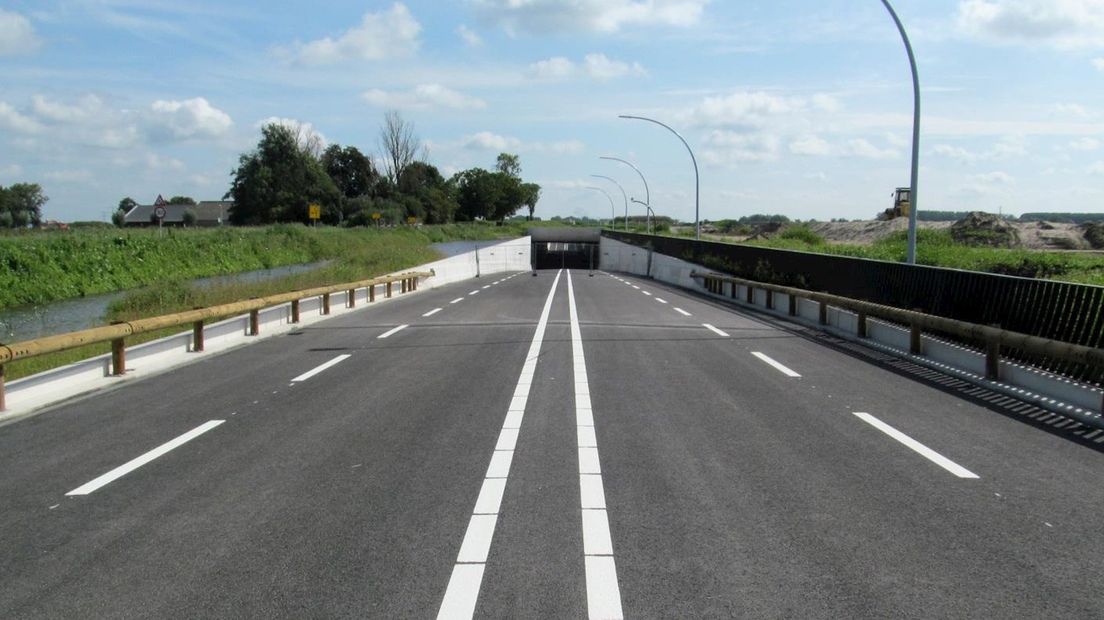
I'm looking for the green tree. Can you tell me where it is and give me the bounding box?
[495,152,521,178]
[7,183,47,227]
[521,182,541,221]
[111,209,127,227]
[226,123,341,225]
[397,161,445,196]
[182,209,197,226]
[168,196,196,205]
[321,144,378,199]
[452,168,502,221]
[118,196,137,212]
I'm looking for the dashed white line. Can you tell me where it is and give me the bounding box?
[674,307,692,317]
[631,285,640,290]
[482,285,491,290]
[66,420,225,496]
[378,324,409,339]
[852,412,980,479]
[655,298,668,304]
[641,291,652,296]
[751,351,801,377]
[450,297,464,304]
[702,324,730,337]
[437,269,563,620]
[291,354,352,382]
[423,308,443,317]
[469,290,480,296]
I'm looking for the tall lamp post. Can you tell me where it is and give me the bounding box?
[632,198,655,234]
[881,0,921,264]
[600,156,650,233]
[618,114,700,240]
[585,186,616,227]
[591,174,628,231]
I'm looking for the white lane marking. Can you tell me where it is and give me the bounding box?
[655,298,668,304]
[438,269,564,619]
[567,270,624,620]
[469,290,480,296]
[852,412,980,479]
[423,308,442,317]
[378,324,409,339]
[702,324,730,338]
[450,297,464,304]
[631,285,640,290]
[674,307,692,316]
[290,354,351,382]
[438,564,484,620]
[66,420,224,496]
[641,291,652,296]
[482,285,491,289]
[751,351,801,377]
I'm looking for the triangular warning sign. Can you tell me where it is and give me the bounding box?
[154,194,167,206]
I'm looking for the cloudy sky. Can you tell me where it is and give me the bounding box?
[1,0,1103,223]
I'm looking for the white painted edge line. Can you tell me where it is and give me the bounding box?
[423,308,443,317]
[450,297,464,304]
[702,324,730,338]
[750,351,801,377]
[567,270,624,620]
[852,412,980,479]
[66,420,225,496]
[438,269,563,620]
[655,298,668,304]
[674,307,692,317]
[291,354,352,382]
[378,324,409,339]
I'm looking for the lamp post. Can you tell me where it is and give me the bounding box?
[600,156,650,233]
[631,198,654,234]
[585,186,616,227]
[880,0,921,264]
[591,174,628,231]
[618,114,700,240]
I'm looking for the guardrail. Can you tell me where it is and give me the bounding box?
[692,271,1104,418]
[0,270,433,411]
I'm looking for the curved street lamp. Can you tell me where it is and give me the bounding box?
[600,156,650,233]
[631,198,655,234]
[618,114,700,240]
[591,174,628,231]
[585,186,616,227]
[880,0,921,264]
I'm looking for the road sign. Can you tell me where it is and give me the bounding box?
[407,216,416,225]
[308,204,321,220]
[153,206,167,220]
[371,212,381,221]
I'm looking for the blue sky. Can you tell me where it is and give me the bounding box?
[1,0,1103,223]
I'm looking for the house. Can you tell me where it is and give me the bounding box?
[123,196,234,227]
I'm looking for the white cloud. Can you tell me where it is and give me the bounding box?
[932,144,980,163]
[1089,161,1104,175]
[956,0,1104,48]
[147,98,233,140]
[31,94,104,124]
[974,171,1016,184]
[1053,102,1092,119]
[44,169,94,184]
[457,24,483,47]
[688,91,805,129]
[362,84,486,110]
[473,0,708,34]
[1094,57,1104,70]
[292,3,420,64]
[811,94,841,113]
[841,138,899,160]
[145,152,186,172]
[1070,137,1101,150]
[0,101,43,133]
[528,53,646,80]
[0,163,24,178]
[789,135,832,156]
[701,131,781,165]
[0,9,40,56]
[460,131,584,154]
[256,117,328,150]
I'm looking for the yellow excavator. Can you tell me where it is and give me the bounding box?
[878,187,911,220]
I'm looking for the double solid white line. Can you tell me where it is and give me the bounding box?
[437,269,563,619]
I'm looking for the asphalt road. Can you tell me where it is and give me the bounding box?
[1,269,1102,619]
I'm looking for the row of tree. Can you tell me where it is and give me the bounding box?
[225,112,541,227]
[0,183,48,229]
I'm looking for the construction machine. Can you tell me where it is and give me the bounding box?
[878,187,911,220]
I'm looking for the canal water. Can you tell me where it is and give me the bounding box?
[0,261,329,343]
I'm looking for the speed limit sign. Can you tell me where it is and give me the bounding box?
[154,206,167,219]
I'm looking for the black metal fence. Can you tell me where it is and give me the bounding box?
[605,230,1104,383]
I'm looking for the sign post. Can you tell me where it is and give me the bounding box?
[372,212,381,229]
[308,203,321,227]
[154,205,166,237]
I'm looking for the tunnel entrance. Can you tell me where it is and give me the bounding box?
[529,227,600,270]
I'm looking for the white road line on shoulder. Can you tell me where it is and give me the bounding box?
[655,298,668,304]
[450,297,464,304]
[852,412,980,479]
[437,269,563,620]
[674,307,692,317]
[567,270,624,620]
[751,351,801,377]
[702,324,730,337]
[291,354,352,382]
[66,420,224,496]
[423,308,442,317]
[378,324,409,339]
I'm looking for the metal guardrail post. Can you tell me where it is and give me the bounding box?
[193,320,204,352]
[986,325,1001,380]
[910,316,922,355]
[291,299,300,323]
[857,313,868,338]
[818,301,828,325]
[111,337,126,376]
[348,288,356,308]
[369,285,375,303]
[386,282,392,298]
[249,310,260,336]
[0,363,6,411]
[746,285,753,304]
[766,290,774,310]
[322,293,331,315]
[788,294,797,317]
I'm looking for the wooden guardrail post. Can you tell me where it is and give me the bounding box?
[857,313,868,338]
[347,288,356,308]
[369,285,375,302]
[193,320,204,352]
[386,282,393,298]
[111,336,126,376]
[249,309,260,336]
[412,277,418,291]
[291,299,300,323]
[0,363,6,411]
[322,293,331,315]
[986,325,1001,380]
[818,301,828,325]
[403,278,409,294]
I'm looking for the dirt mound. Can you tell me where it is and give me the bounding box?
[950,212,1020,247]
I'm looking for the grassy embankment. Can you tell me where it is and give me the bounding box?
[1,223,533,380]
[702,226,1104,286]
